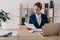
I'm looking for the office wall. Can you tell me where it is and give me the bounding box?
[54,0,60,23]
[20,0,50,8]
[0,0,19,29]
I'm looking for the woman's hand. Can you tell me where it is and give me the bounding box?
[41,26,45,31]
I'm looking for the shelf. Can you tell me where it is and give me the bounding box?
[20,3,54,24]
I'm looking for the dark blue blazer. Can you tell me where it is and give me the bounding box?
[29,13,49,29]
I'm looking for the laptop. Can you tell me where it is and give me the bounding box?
[43,23,60,36]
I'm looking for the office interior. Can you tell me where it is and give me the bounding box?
[0,0,60,40]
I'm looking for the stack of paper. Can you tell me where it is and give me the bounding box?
[0,30,18,37]
[29,29,43,33]
[25,22,43,33]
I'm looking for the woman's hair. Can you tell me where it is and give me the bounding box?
[34,2,42,9]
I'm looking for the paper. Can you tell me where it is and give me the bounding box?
[0,30,11,36]
[29,29,43,33]
[0,30,18,37]
[12,31,18,37]
[25,22,37,29]
[25,22,43,33]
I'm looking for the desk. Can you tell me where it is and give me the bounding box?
[0,26,60,40]
[20,25,60,40]
[20,25,43,37]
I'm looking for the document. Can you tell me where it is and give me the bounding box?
[0,30,12,36]
[29,29,43,33]
[25,22,37,29]
[0,30,18,37]
[25,22,43,33]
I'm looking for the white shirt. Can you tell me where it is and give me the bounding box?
[35,14,41,26]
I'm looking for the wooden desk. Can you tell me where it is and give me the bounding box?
[20,25,43,37]
[0,26,59,40]
[19,25,60,40]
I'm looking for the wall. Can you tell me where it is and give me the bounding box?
[0,0,19,29]
[54,0,60,23]
[20,0,50,8]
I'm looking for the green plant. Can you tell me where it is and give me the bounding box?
[0,9,10,26]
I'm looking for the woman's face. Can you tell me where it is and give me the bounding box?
[34,6,41,15]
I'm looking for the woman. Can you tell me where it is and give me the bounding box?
[29,2,49,29]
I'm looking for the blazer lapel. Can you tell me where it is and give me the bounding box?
[38,14,42,26]
[35,14,43,26]
[34,14,40,26]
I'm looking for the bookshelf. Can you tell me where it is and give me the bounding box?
[44,2,54,23]
[20,1,54,25]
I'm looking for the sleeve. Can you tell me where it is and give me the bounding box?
[29,16,33,24]
[45,15,49,23]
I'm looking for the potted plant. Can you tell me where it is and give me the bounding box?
[0,9,10,26]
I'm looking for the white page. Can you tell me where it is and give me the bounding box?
[25,22,37,29]
[12,31,18,37]
[0,30,11,36]
[29,29,43,33]
[0,30,18,37]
